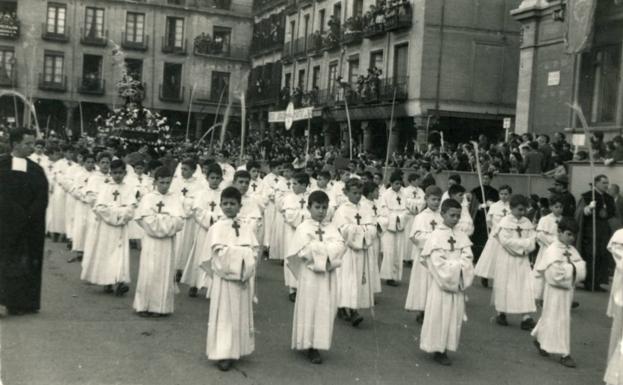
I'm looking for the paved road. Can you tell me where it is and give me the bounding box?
[0,240,612,385]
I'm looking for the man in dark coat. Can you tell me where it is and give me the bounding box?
[549,175,576,218]
[575,174,615,292]
[469,172,499,262]
[0,129,49,315]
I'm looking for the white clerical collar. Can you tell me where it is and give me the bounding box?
[11,156,27,172]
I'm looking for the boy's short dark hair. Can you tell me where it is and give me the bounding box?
[308,190,329,207]
[293,172,310,186]
[448,174,461,184]
[362,171,374,180]
[509,194,529,208]
[549,194,564,207]
[148,159,163,171]
[407,172,420,182]
[234,170,251,181]
[363,181,379,197]
[318,170,331,180]
[425,185,442,197]
[221,186,241,204]
[499,184,513,194]
[181,158,197,169]
[558,217,579,234]
[110,159,125,171]
[246,161,261,171]
[345,178,363,191]
[441,198,462,213]
[154,166,173,179]
[389,171,403,183]
[97,151,113,162]
[448,184,466,196]
[206,163,223,177]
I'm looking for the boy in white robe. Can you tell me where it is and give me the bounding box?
[331,169,351,208]
[171,159,207,281]
[282,172,311,301]
[233,170,265,244]
[531,217,585,368]
[380,172,408,286]
[246,161,268,245]
[288,190,345,364]
[182,163,223,297]
[269,163,293,261]
[533,195,563,302]
[332,178,376,326]
[261,161,282,256]
[312,170,337,221]
[419,198,474,366]
[362,181,386,295]
[405,185,444,323]
[606,229,623,383]
[440,174,461,203]
[80,159,137,296]
[48,145,73,241]
[474,185,512,287]
[216,150,236,185]
[28,139,49,170]
[492,194,537,330]
[68,152,96,262]
[447,185,474,237]
[133,167,185,317]
[202,187,259,372]
[403,173,426,264]
[128,160,154,246]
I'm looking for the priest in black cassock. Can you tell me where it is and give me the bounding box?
[469,172,499,263]
[0,129,48,315]
[575,174,615,292]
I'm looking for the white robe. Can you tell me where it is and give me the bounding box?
[181,185,223,291]
[492,215,536,314]
[81,172,110,271]
[379,188,408,281]
[268,177,291,260]
[204,217,258,360]
[261,172,281,249]
[474,200,510,279]
[530,241,585,356]
[133,191,184,314]
[403,185,426,262]
[362,197,386,294]
[533,213,560,300]
[48,159,69,234]
[81,180,137,285]
[607,230,623,360]
[70,168,95,252]
[287,219,344,350]
[332,201,376,309]
[419,225,474,353]
[129,174,155,240]
[62,161,81,239]
[405,208,443,311]
[172,175,207,271]
[282,191,310,288]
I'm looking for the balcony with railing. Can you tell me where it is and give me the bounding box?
[341,16,363,45]
[253,0,286,14]
[0,67,17,87]
[41,23,70,42]
[121,32,149,51]
[248,82,281,106]
[307,32,324,57]
[159,84,185,103]
[77,76,106,95]
[80,28,109,47]
[363,1,412,38]
[193,39,249,61]
[0,14,19,40]
[282,40,293,63]
[38,73,68,92]
[194,87,230,105]
[385,3,413,31]
[292,36,307,59]
[162,37,187,55]
[315,76,409,107]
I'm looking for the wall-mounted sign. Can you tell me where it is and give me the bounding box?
[547,71,560,86]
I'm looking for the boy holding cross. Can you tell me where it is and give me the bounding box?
[419,198,474,366]
[202,187,259,372]
[133,167,185,317]
[287,191,345,364]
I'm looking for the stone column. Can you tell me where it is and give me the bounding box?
[339,122,350,155]
[361,121,373,152]
[269,122,277,139]
[63,101,77,139]
[386,118,401,156]
[258,112,267,140]
[194,113,206,140]
[322,121,331,148]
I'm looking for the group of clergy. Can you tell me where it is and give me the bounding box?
[21,138,623,380]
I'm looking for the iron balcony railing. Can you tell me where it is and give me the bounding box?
[121,31,149,51]
[80,28,109,47]
[77,77,106,95]
[38,73,68,92]
[194,43,249,61]
[159,84,185,103]
[41,23,70,42]
[162,37,187,55]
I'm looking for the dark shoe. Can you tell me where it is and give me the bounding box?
[572,301,580,309]
[104,285,114,294]
[520,318,536,331]
[386,279,399,287]
[337,308,350,320]
[535,299,543,308]
[217,359,234,371]
[67,256,81,263]
[280,260,285,266]
[288,292,297,303]
[350,310,364,327]
[7,308,38,316]
[149,313,167,318]
[115,283,129,296]
[496,313,508,326]
[307,348,322,364]
[560,355,577,368]
[596,286,608,293]
[481,278,489,288]
[137,311,151,318]
[433,352,452,366]
[189,287,198,297]
[175,270,182,283]
[416,312,425,325]
[77,255,83,262]
[404,260,413,267]
[533,340,549,356]
[52,233,60,242]
[66,241,72,250]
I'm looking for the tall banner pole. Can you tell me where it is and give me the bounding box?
[240,91,246,163]
[383,87,398,182]
[185,83,196,141]
[470,141,489,236]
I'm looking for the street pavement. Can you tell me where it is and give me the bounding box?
[0,239,613,385]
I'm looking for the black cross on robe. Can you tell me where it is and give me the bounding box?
[181,187,189,197]
[515,226,523,237]
[156,201,165,213]
[448,236,456,251]
[232,220,240,237]
[430,219,437,230]
[396,196,402,205]
[355,212,362,225]
[315,227,324,241]
[299,198,306,209]
[372,205,378,216]
[209,201,217,212]
[112,190,120,201]
[251,182,257,192]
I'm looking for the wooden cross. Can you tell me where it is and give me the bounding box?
[430,219,437,230]
[287,181,291,189]
[209,201,217,212]
[112,190,120,201]
[181,187,189,196]
[156,201,165,213]
[135,190,141,200]
[315,227,324,241]
[251,182,257,192]
[412,191,418,198]
[299,198,306,209]
[396,196,401,205]
[515,226,523,237]
[502,208,508,216]
[448,236,456,251]
[232,220,240,237]
[355,212,362,225]
[563,248,572,264]
[372,205,378,216]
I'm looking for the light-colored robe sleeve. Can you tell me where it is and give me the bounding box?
[428,247,475,292]
[496,227,536,257]
[211,244,257,282]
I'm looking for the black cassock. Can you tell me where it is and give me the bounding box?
[0,155,48,312]
[469,185,499,262]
